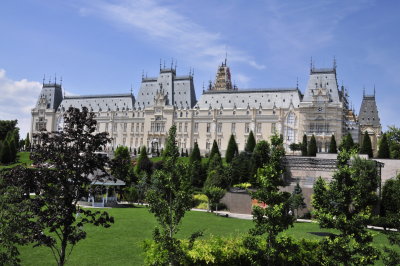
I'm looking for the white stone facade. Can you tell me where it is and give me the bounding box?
[31,62,377,155]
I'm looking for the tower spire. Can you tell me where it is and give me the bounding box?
[374,84,376,96]
[310,56,313,73]
[43,74,45,85]
[333,56,337,70]
[296,77,299,89]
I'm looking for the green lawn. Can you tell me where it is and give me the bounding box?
[0,152,31,170]
[18,207,397,266]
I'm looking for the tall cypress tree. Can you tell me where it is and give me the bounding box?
[340,133,355,151]
[308,135,317,156]
[329,135,337,153]
[135,146,153,175]
[301,134,308,156]
[209,140,220,160]
[360,131,373,158]
[225,134,238,163]
[378,133,390,159]
[0,141,4,164]
[25,133,30,150]
[245,131,256,153]
[189,142,201,164]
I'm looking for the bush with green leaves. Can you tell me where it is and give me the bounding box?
[203,186,226,212]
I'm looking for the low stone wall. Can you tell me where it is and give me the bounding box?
[220,190,252,214]
[220,156,400,216]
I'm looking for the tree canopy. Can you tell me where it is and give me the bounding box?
[225,134,238,163]
[329,135,337,153]
[308,135,317,156]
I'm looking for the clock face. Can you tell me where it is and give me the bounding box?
[317,107,323,112]
[57,116,64,132]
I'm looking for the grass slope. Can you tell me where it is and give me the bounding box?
[18,207,396,265]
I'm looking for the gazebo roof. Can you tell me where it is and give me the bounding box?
[88,169,126,186]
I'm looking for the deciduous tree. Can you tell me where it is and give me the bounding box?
[145,125,196,265]
[27,107,114,266]
[312,151,379,265]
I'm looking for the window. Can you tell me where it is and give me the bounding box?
[141,123,144,132]
[217,123,222,133]
[136,123,139,132]
[245,123,250,133]
[123,137,126,145]
[206,139,210,150]
[257,123,261,133]
[231,123,236,133]
[194,122,199,133]
[271,123,276,134]
[131,123,134,132]
[184,123,188,133]
[178,123,182,132]
[113,123,117,131]
[105,123,109,132]
[206,123,210,133]
[123,123,127,132]
[218,138,221,148]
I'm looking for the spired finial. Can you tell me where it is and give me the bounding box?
[54,73,57,84]
[159,59,162,71]
[310,56,313,73]
[142,70,144,79]
[130,84,133,95]
[60,76,63,86]
[225,50,227,66]
[171,58,173,69]
[296,77,299,89]
[43,74,46,85]
[163,60,165,69]
[175,59,177,72]
[333,56,337,70]
[192,68,194,77]
[363,86,365,97]
[374,84,376,96]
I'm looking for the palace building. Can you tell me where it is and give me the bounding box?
[30,60,381,156]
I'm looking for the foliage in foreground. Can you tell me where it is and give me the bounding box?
[143,235,321,266]
[312,150,380,265]
[3,107,114,266]
[145,125,198,265]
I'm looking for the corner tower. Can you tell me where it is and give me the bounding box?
[358,89,381,156]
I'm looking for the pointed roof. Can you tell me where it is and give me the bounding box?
[210,61,235,91]
[358,93,381,128]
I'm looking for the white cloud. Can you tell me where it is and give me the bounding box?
[78,0,265,70]
[0,69,42,138]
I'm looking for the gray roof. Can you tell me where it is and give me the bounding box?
[35,83,63,110]
[58,93,135,112]
[137,68,196,108]
[196,88,302,109]
[302,68,341,103]
[358,95,381,127]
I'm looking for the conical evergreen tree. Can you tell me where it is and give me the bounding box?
[360,131,373,158]
[329,135,337,153]
[189,142,201,164]
[245,131,256,153]
[135,146,152,175]
[0,140,11,164]
[378,133,390,159]
[301,134,308,156]
[209,140,220,160]
[308,135,317,156]
[340,133,354,151]
[225,134,238,163]
[25,133,30,150]
[8,138,17,163]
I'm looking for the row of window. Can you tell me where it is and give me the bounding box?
[193,122,276,134]
[103,122,145,133]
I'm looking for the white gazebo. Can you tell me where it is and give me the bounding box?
[86,170,126,207]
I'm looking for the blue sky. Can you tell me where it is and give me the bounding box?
[1,0,399,137]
